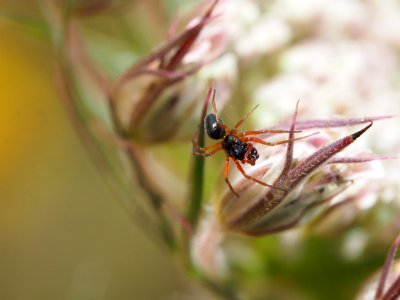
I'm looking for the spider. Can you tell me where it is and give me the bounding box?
[193,87,308,197]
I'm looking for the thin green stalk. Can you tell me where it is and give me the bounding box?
[180,89,209,270]
[186,86,214,227]
[187,129,206,226]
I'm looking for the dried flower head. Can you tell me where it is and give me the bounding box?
[108,0,233,143]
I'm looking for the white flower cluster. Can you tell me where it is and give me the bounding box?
[202,0,400,200]
[191,0,399,280]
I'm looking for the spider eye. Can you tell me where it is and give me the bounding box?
[204,114,225,139]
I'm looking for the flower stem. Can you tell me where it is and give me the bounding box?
[186,86,214,227]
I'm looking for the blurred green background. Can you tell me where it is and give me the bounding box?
[0,6,187,299]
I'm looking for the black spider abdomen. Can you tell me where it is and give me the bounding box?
[204,114,226,140]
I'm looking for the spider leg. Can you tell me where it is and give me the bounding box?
[239,129,302,137]
[234,160,286,192]
[245,131,317,147]
[224,156,239,197]
[219,124,230,131]
[194,146,223,157]
[210,86,221,122]
[192,131,222,156]
[192,128,222,153]
[209,86,232,132]
[233,104,260,129]
[196,142,221,152]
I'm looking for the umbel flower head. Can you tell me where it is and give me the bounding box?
[44,0,399,298]
[191,87,389,277]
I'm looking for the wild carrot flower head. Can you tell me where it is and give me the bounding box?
[42,0,400,299]
[191,93,389,277]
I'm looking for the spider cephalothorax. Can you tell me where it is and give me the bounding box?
[221,134,259,165]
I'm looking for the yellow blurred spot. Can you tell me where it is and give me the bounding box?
[0,19,55,180]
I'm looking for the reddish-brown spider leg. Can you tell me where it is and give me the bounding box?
[246,132,317,147]
[196,142,221,152]
[195,146,223,157]
[224,156,239,197]
[192,127,222,154]
[209,88,232,132]
[233,104,260,129]
[234,160,286,192]
[240,129,301,136]
[210,86,220,121]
